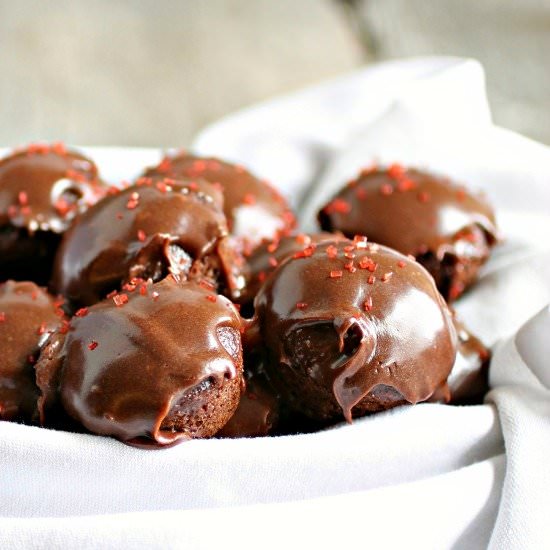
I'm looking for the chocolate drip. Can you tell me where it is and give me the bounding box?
[448,317,491,404]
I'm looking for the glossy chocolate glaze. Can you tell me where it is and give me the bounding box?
[236,232,344,309]
[144,152,296,246]
[0,281,64,422]
[252,238,457,422]
[217,357,280,438]
[318,166,499,301]
[36,278,244,448]
[448,317,490,404]
[51,178,235,308]
[0,144,104,284]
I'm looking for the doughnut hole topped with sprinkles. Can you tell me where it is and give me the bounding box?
[142,152,296,247]
[35,278,244,448]
[318,165,499,301]
[251,238,457,424]
[51,177,239,308]
[0,143,106,284]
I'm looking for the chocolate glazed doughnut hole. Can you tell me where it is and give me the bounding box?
[0,143,105,284]
[36,278,244,448]
[51,177,238,308]
[143,152,296,247]
[252,238,458,423]
[318,165,499,301]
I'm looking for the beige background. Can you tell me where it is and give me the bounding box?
[0,0,548,148]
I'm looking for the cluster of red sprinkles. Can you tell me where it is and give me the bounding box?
[344,163,437,204]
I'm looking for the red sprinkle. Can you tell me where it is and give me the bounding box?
[126,192,139,209]
[364,297,373,311]
[106,290,118,299]
[344,261,356,273]
[359,257,377,272]
[355,187,368,200]
[367,275,376,284]
[205,295,217,302]
[88,341,98,351]
[397,260,407,268]
[295,234,311,246]
[417,191,430,203]
[296,302,308,310]
[387,163,405,179]
[353,235,368,248]
[380,183,393,196]
[199,280,215,291]
[449,282,465,301]
[326,245,338,259]
[0,312,5,322]
[293,245,315,259]
[113,294,129,307]
[156,180,169,193]
[268,257,278,268]
[324,198,351,215]
[397,178,416,192]
[157,158,172,173]
[51,142,67,155]
[137,230,146,242]
[267,242,279,253]
[75,307,89,317]
[37,322,47,335]
[54,198,71,216]
[18,191,28,206]
[329,270,343,279]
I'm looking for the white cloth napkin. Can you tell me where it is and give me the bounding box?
[1,57,550,549]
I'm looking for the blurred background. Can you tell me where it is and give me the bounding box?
[0,0,548,147]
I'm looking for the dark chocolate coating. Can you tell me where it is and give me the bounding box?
[252,239,457,422]
[51,178,235,308]
[236,232,343,309]
[217,357,280,438]
[0,281,64,422]
[318,166,498,301]
[448,317,490,404]
[0,144,104,284]
[36,278,244,448]
[144,152,296,247]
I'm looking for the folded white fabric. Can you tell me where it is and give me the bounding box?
[1,57,550,549]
